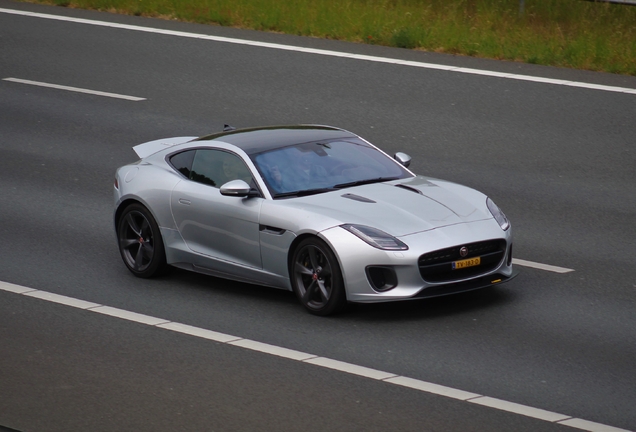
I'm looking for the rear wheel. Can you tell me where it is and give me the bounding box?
[117,203,167,278]
[291,237,346,316]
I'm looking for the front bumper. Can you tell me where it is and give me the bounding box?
[411,268,519,299]
[319,219,516,303]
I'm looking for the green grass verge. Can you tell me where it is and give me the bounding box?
[30,0,636,75]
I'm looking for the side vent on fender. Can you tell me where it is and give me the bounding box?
[259,225,286,235]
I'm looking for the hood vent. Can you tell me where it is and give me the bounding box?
[395,184,423,195]
[341,193,376,203]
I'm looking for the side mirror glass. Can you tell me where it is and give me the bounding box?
[394,152,412,168]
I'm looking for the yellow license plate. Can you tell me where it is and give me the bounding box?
[452,257,481,270]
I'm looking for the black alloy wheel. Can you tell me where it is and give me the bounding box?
[292,237,346,316]
[117,203,167,278]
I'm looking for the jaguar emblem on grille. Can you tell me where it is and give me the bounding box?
[459,246,468,257]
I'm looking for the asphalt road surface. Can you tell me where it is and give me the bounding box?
[1,1,635,431]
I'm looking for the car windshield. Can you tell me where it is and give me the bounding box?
[252,138,412,198]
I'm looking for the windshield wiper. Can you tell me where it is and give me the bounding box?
[273,188,335,198]
[334,177,401,189]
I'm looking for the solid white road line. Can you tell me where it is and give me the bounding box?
[228,339,318,361]
[385,376,481,400]
[513,258,575,273]
[22,290,102,309]
[1,8,635,96]
[0,280,629,432]
[303,357,397,380]
[558,418,633,432]
[2,77,146,101]
[468,396,572,422]
[156,322,242,343]
[90,305,171,325]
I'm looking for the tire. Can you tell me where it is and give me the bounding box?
[291,237,346,316]
[117,203,167,278]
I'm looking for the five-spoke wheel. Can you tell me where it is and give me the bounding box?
[117,203,167,278]
[291,237,346,316]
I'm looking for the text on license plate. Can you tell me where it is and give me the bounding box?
[452,257,481,270]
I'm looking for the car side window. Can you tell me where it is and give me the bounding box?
[189,149,253,188]
[169,150,196,178]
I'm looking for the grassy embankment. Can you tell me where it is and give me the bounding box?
[33,0,636,75]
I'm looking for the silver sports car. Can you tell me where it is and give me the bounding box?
[114,125,517,315]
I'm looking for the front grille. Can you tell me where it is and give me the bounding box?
[418,240,506,283]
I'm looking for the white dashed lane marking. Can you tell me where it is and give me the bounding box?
[3,78,146,101]
[513,258,575,273]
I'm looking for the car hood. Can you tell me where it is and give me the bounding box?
[276,176,493,237]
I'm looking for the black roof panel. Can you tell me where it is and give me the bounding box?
[194,125,358,154]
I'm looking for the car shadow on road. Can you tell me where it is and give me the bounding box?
[344,286,518,323]
[147,268,518,322]
[163,267,299,303]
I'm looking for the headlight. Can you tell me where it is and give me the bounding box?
[487,198,510,231]
[341,224,408,250]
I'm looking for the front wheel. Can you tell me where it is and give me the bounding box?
[117,203,167,278]
[291,237,346,316]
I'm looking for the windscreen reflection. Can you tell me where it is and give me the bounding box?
[252,139,411,198]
